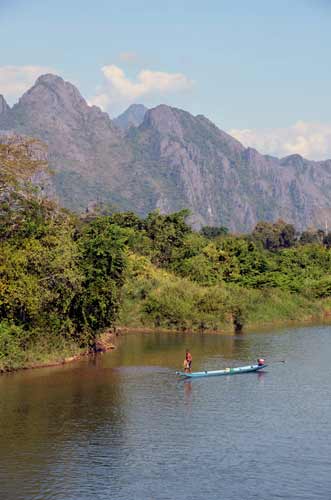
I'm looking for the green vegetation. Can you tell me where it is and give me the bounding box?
[117,215,331,332]
[0,144,128,370]
[2,143,331,371]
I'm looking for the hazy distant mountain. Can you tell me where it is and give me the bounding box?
[1,73,331,231]
[0,95,10,117]
[113,104,148,131]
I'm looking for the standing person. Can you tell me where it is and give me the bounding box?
[186,349,192,373]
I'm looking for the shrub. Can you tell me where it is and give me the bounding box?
[0,322,26,370]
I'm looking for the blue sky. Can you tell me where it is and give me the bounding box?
[1,0,330,159]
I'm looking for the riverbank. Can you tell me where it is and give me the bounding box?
[0,332,116,374]
[2,306,331,374]
[116,307,331,335]
[119,255,331,333]
[3,250,331,373]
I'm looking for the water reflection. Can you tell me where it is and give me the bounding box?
[183,380,192,406]
[0,327,331,500]
[257,371,266,383]
[0,364,127,500]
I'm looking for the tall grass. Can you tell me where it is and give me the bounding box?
[120,254,331,332]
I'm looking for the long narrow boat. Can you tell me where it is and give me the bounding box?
[176,363,266,379]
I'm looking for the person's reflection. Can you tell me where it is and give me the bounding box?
[184,380,192,406]
[257,371,265,382]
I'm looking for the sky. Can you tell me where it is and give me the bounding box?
[0,0,330,159]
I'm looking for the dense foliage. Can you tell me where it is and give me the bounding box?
[0,149,129,369]
[112,211,331,331]
[2,144,331,370]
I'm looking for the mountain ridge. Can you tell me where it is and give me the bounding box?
[1,73,331,231]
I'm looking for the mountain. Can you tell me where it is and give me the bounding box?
[1,73,331,231]
[0,74,134,212]
[113,104,148,131]
[126,105,248,228]
[0,95,10,118]
[126,105,331,230]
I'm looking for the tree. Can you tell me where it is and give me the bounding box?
[323,232,331,248]
[277,220,297,248]
[251,220,296,250]
[109,211,145,230]
[72,218,129,346]
[200,225,229,239]
[300,230,321,245]
[144,209,191,266]
[251,221,279,250]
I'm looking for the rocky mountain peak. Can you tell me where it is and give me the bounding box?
[114,103,148,131]
[0,73,127,214]
[141,104,194,140]
[145,104,183,124]
[141,105,244,157]
[280,154,305,167]
[6,73,120,145]
[35,73,65,86]
[16,73,88,116]
[27,74,113,126]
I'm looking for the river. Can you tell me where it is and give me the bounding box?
[0,325,330,500]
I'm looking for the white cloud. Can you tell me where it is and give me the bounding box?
[229,121,331,161]
[0,65,55,102]
[90,64,194,113]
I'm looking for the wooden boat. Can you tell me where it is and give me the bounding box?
[176,363,266,379]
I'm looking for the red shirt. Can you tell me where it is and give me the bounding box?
[186,353,192,362]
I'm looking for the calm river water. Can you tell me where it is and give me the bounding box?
[0,325,330,500]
